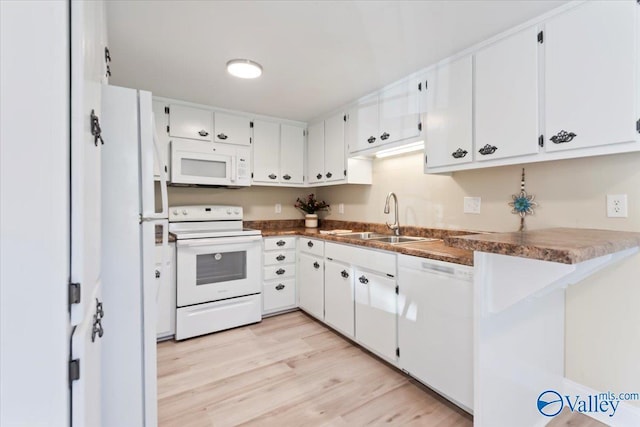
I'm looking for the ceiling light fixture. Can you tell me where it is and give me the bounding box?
[226,59,263,79]
[375,141,424,159]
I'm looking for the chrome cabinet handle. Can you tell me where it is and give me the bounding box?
[198,130,209,137]
[276,268,286,275]
[326,172,332,178]
[217,133,228,140]
[276,254,286,261]
[478,144,498,155]
[283,174,291,180]
[367,136,376,144]
[313,262,320,269]
[307,241,314,248]
[268,173,277,180]
[451,148,468,159]
[275,284,285,291]
[341,270,349,278]
[276,240,286,247]
[358,275,369,284]
[316,173,322,180]
[380,132,390,141]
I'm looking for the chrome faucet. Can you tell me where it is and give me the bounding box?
[384,192,400,236]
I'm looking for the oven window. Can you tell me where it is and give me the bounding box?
[181,158,227,178]
[196,251,246,285]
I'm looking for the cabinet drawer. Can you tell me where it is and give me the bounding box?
[264,237,296,251]
[264,264,295,281]
[263,250,295,266]
[263,279,296,313]
[299,238,324,256]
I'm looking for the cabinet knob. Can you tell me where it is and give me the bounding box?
[275,284,285,291]
[268,173,277,180]
[198,130,209,137]
[316,173,322,180]
[478,144,498,155]
[380,132,390,141]
[276,268,286,275]
[550,130,577,144]
[367,136,376,144]
[313,261,320,269]
[451,148,468,159]
[217,132,228,140]
[307,241,314,248]
[341,270,349,279]
[358,275,369,284]
[325,172,332,178]
[276,240,286,247]
[276,254,286,261]
[283,174,291,180]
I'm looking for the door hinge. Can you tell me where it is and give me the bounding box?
[344,169,347,177]
[538,135,544,147]
[303,130,306,137]
[249,137,252,144]
[166,125,170,133]
[418,82,422,91]
[636,118,640,133]
[251,172,254,178]
[164,106,169,114]
[537,31,544,44]
[395,285,399,294]
[343,114,347,122]
[424,80,428,90]
[396,347,400,357]
[250,121,254,128]
[418,122,422,131]
[69,282,81,306]
[69,359,80,383]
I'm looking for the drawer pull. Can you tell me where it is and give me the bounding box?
[326,172,332,178]
[275,284,285,291]
[276,254,286,261]
[367,136,376,144]
[316,173,323,180]
[276,240,286,247]
[380,132,390,141]
[307,241,314,248]
[358,275,369,284]
[313,262,320,269]
[451,148,468,159]
[198,129,209,137]
[276,268,286,275]
[478,144,498,155]
[341,270,349,279]
[268,173,277,180]
[216,132,228,140]
[283,174,291,180]
[550,129,577,144]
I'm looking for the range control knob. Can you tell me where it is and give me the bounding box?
[172,210,179,215]
[182,210,188,215]
[227,208,232,215]
[234,208,240,215]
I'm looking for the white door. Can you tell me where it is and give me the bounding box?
[324,259,354,338]
[424,56,473,169]
[307,121,325,184]
[298,253,324,319]
[280,124,305,184]
[70,0,108,425]
[348,93,379,153]
[252,120,280,183]
[354,268,397,363]
[214,112,251,145]
[544,1,638,152]
[324,113,345,183]
[378,78,421,145]
[168,104,213,141]
[475,27,540,161]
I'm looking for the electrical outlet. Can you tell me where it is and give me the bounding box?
[338,203,344,214]
[275,203,282,214]
[464,197,481,214]
[607,194,628,218]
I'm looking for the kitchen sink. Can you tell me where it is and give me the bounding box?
[340,232,389,240]
[369,236,439,244]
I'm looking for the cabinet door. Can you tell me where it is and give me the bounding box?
[545,1,638,152]
[298,252,324,320]
[424,56,473,169]
[324,113,346,182]
[213,112,251,145]
[156,243,176,339]
[354,269,397,362]
[475,27,540,161]
[252,120,280,183]
[307,121,325,184]
[280,124,305,184]
[152,100,170,180]
[348,93,379,154]
[168,104,213,141]
[378,79,421,145]
[324,259,354,338]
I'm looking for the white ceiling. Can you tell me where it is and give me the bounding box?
[106,0,567,122]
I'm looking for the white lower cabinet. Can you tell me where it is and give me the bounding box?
[262,237,296,315]
[297,239,325,320]
[324,259,354,338]
[156,242,176,340]
[397,254,474,411]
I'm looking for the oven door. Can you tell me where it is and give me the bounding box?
[176,235,262,307]
[171,139,233,186]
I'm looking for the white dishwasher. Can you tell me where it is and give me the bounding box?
[397,254,474,412]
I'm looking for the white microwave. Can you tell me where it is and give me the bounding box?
[171,139,251,186]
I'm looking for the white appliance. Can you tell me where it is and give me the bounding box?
[170,205,262,340]
[171,139,251,186]
[100,85,169,427]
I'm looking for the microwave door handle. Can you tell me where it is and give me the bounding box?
[230,156,236,183]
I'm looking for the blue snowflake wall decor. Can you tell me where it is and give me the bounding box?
[508,168,538,231]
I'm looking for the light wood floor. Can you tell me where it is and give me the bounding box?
[157,310,473,426]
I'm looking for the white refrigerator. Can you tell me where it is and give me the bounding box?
[100,84,168,426]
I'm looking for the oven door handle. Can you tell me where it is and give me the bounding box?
[176,235,262,247]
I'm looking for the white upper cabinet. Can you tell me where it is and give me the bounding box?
[252,120,280,183]
[475,26,540,161]
[544,1,638,152]
[307,121,325,184]
[213,112,251,145]
[323,113,346,182]
[280,124,304,184]
[378,78,421,145]
[424,56,473,169]
[347,93,379,154]
[168,104,213,141]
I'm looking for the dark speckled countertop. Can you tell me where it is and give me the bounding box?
[446,227,640,264]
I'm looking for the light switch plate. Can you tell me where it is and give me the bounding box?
[338,203,344,214]
[275,203,282,214]
[607,194,627,218]
[464,197,481,214]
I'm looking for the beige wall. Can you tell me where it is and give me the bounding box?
[165,150,640,402]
